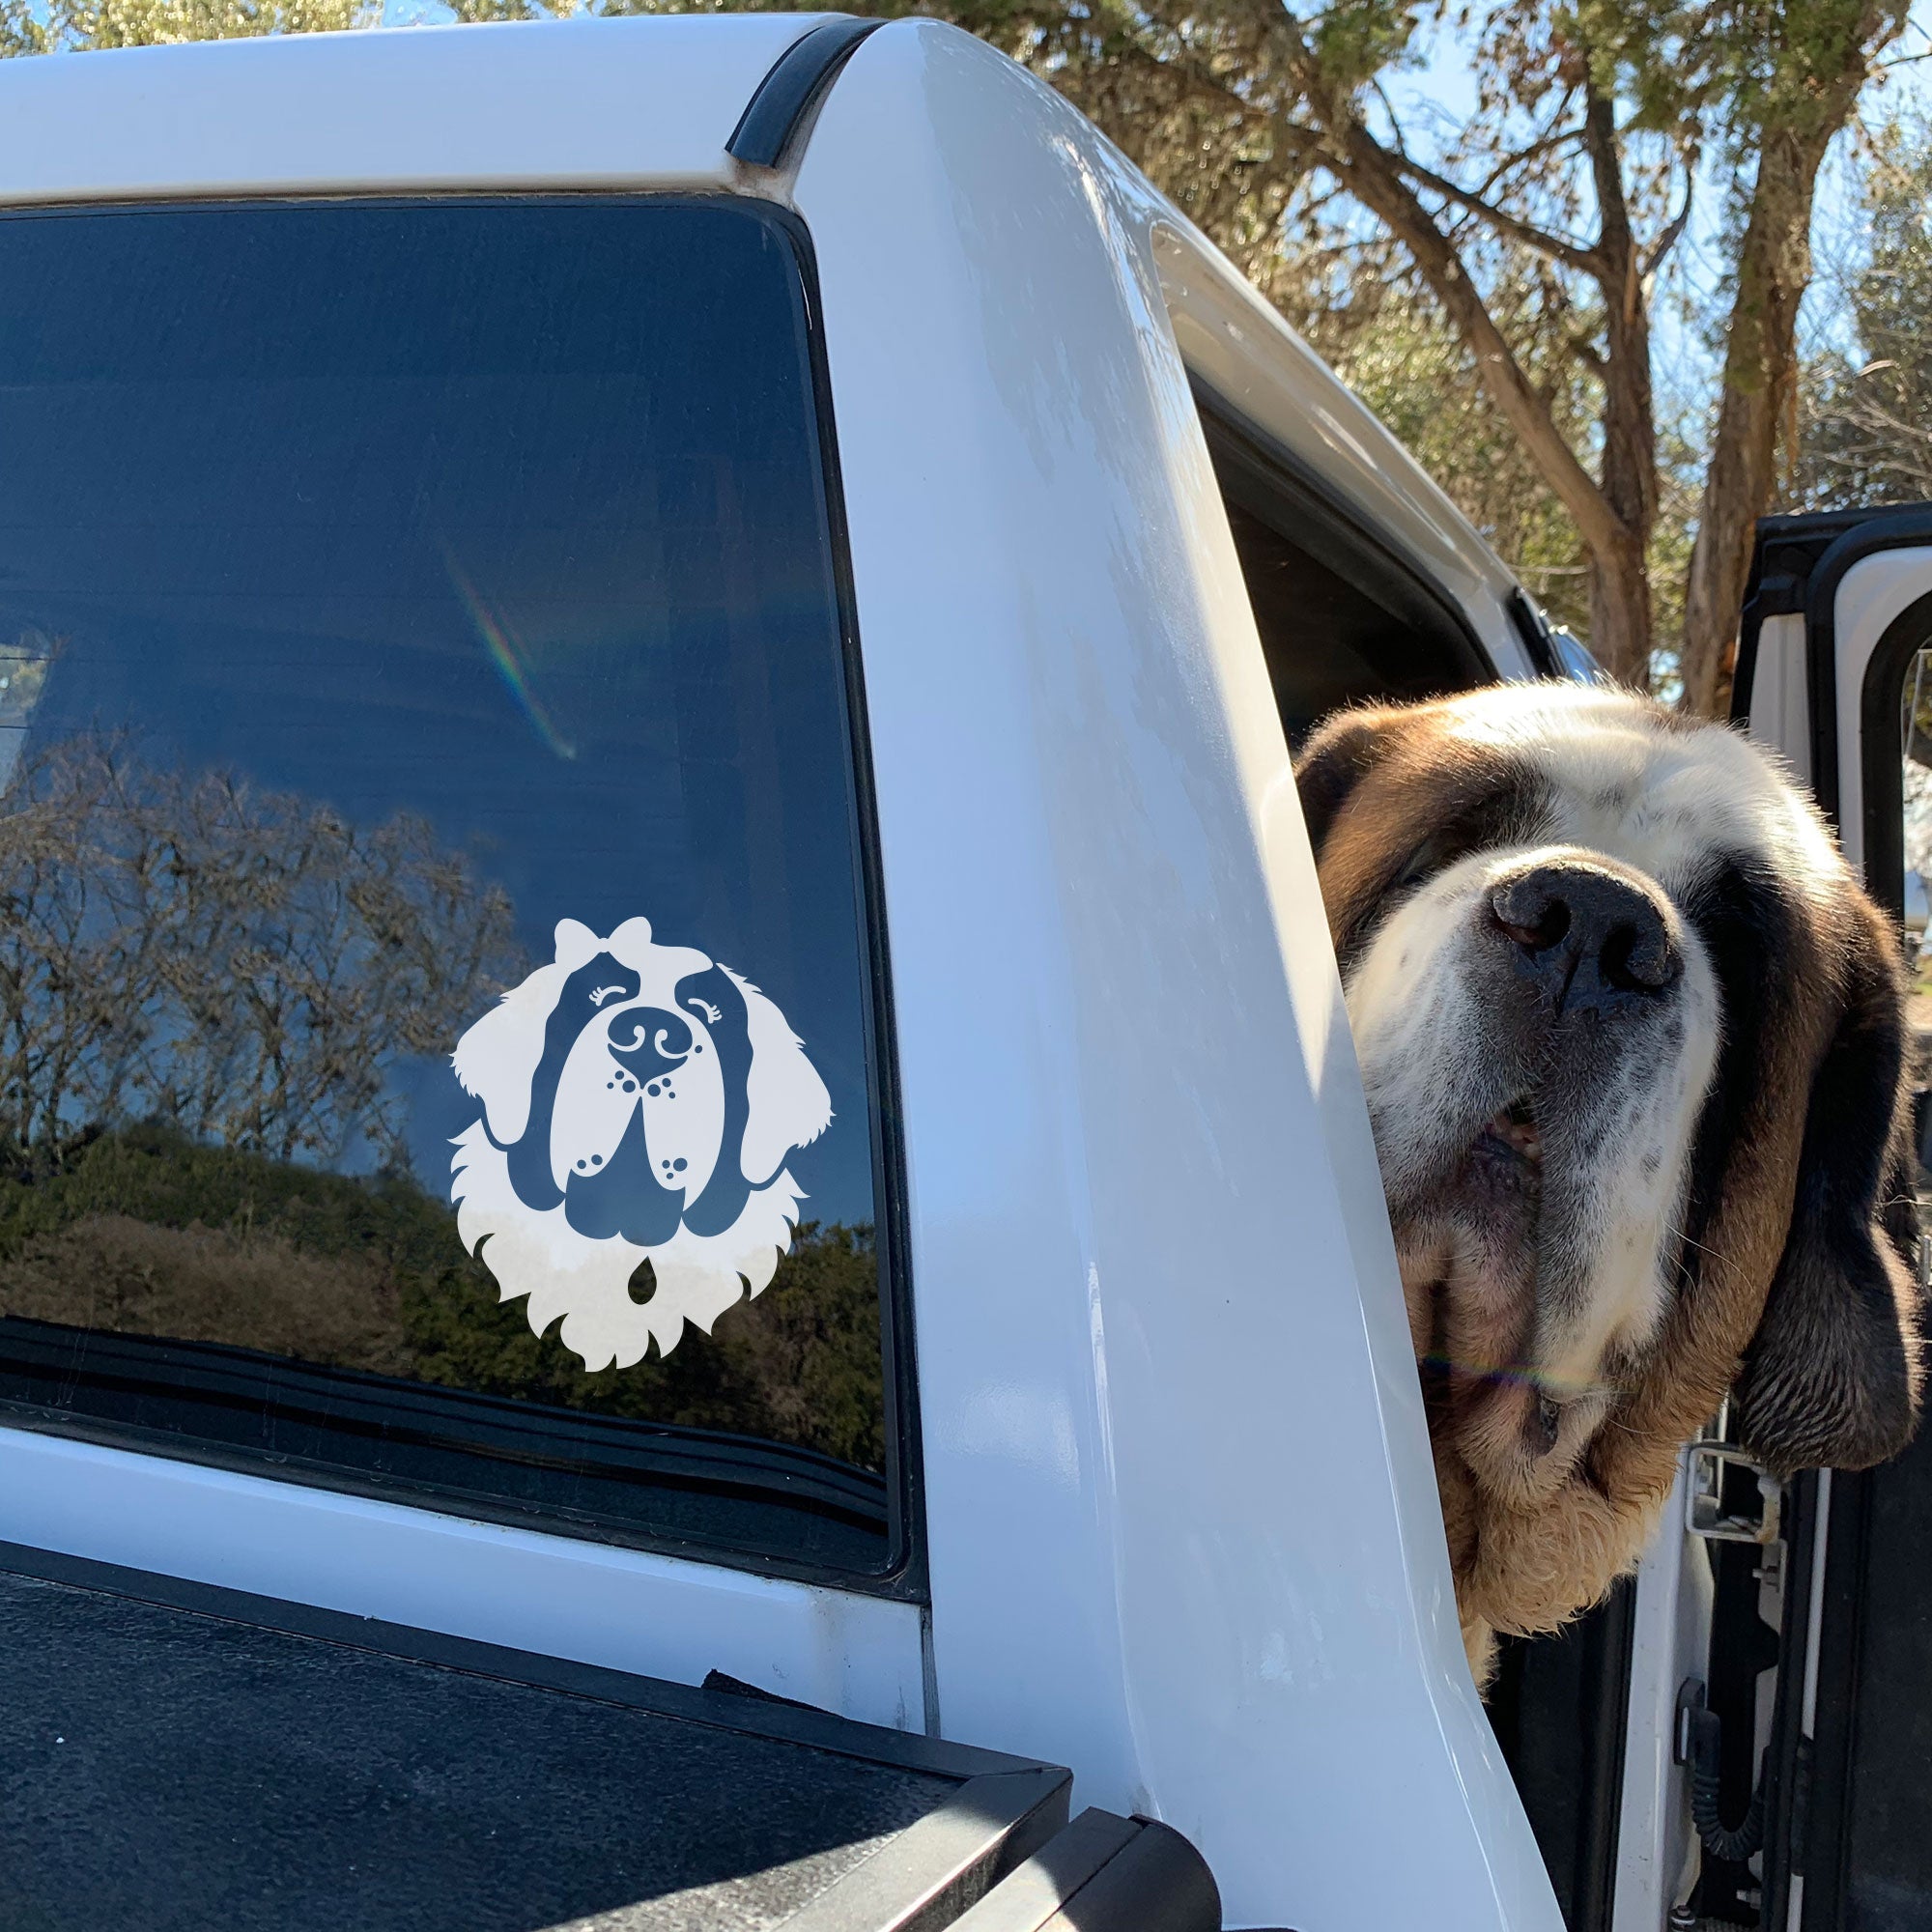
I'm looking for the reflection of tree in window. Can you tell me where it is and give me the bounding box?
[0,732,524,1171]
[0,629,56,794]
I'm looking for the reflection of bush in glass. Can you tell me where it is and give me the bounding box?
[0,733,525,1171]
[0,1125,885,1471]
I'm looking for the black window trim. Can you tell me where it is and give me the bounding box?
[1733,501,1932,825]
[1771,585,1932,1932]
[0,190,927,1606]
[1507,587,1566,679]
[1857,587,1932,917]
[726,15,883,170]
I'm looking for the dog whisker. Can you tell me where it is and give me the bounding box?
[1666,1222,1721,1262]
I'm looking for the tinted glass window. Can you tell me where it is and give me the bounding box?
[0,199,904,1580]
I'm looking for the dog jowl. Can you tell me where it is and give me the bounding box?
[1296,681,1925,1686]
[449,916,832,1373]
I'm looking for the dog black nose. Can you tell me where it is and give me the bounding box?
[1489,861,1678,1012]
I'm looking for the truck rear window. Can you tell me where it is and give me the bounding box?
[0,197,909,1584]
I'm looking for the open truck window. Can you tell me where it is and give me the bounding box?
[1191,392,1496,744]
[0,197,914,1589]
[1189,377,1640,1923]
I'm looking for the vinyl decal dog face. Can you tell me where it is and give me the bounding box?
[448,917,833,1371]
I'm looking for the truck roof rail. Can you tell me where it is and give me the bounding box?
[728,15,884,169]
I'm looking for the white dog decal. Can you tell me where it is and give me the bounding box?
[449,917,833,1371]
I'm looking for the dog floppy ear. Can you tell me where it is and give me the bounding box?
[1736,908,1925,1474]
[1293,704,1398,858]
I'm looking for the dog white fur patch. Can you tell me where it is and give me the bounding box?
[448,916,832,1371]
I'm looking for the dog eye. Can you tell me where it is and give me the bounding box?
[1393,837,1449,893]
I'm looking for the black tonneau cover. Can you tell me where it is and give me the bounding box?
[0,1544,1218,1931]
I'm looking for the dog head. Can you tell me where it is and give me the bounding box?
[448,916,832,1371]
[1297,683,1923,1655]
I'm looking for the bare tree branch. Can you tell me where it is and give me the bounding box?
[1388,149,1605,278]
[1469,116,1586,205]
[1246,0,1634,582]
[1641,171,1695,280]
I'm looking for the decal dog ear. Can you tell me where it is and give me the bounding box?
[1737,903,1927,1474]
[639,962,831,1241]
[732,968,833,1187]
[449,922,603,1145]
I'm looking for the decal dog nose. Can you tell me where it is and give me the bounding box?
[1489,862,1679,1010]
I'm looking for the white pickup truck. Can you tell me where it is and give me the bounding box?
[0,16,1927,1932]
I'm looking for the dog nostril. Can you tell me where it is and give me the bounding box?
[1600,922,1680,993]
[1491,883,1572,954]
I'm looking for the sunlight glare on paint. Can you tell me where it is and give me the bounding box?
[443,548,578,761]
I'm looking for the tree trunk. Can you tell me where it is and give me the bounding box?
[1587,536,1653,690]
[1245,0,1644,637]
[1319,118,1657,691]
[1583,82,1657,693]
[1681,7,1906,719]
[1680,130,1833,717]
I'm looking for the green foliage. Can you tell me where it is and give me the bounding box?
[1307,0,1424,97]
[1471,0,1909,176]
[1,0,371,51]
[1301,276,1598,639]
[0,1122,887,1469]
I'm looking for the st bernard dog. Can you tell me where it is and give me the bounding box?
[1296,681,1924,1686]
[449,916,832,1372]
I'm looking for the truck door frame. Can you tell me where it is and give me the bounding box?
[1735,502,1932,1932]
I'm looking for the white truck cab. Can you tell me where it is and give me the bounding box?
[0,18,1923,1932]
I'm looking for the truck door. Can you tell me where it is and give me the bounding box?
[1724,503,1932,1931]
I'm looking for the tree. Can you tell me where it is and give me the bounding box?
[944,0,1908,711]
[1795,115,1932,510]
[1,0,365,52]
[1293,259,1605,640]
[458,0,1895,711]
[6,0,1912,713]
[1674,5,1910,713]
